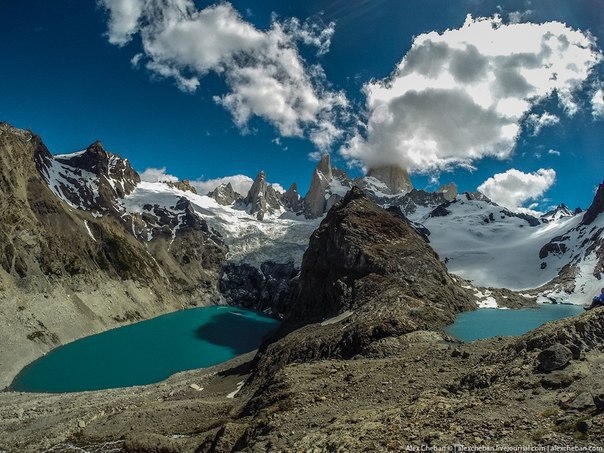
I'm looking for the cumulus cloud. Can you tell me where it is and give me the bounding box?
[97,0,346,150]
[548,148,561,156]
[139,167,179,182]
[97,0,144,46]
[477,168,556,213]
[191,174,254,196]
[341,15,601,172]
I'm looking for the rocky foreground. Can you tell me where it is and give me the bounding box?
[0,309,603,452]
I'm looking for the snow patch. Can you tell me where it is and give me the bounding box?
[227,380,245,399]
[83,220,96,242]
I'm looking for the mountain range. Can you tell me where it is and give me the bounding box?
[1,122,604,450]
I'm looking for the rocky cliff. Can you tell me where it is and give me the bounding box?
[243,187,475,399]
[0,123,226,388]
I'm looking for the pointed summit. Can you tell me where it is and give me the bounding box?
[366,165,412,195]
[243,171,282,220]
[283,182,303,212]
[304,154,334,219]
[581,182,604,225]
[317,153,332,180]
[210,182,239,205]
[540,203,574,223]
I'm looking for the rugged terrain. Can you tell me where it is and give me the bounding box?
[2,122,604,452]
[0,123,226,388]
[1,310,603,452]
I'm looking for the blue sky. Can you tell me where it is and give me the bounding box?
[1,0,603,212]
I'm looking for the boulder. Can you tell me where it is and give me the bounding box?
[537,344,572,372]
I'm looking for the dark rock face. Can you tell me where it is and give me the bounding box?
[537,344,573,372]
[242,172,282,220]
[282,183,303,213]
[220,261,297,315]
[246,187,475,393]
[581,182,604,225]
[304,154,333,219]
[539,237,569,259]
[34,140,139,215]
[286,187,470,326]
[209,182,239,205]
[0,123,226,297]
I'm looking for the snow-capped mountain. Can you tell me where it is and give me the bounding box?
[540,203,576,223]
[3,121,604,312]
[410,192,604,305]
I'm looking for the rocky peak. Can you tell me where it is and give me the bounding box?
[166,179,197,194]
[283,183,303,212]
[286,186,473,326]
[541,203,574,223]
[366,165,413,195]
[316,153,332,180]
[242,171,282,220]
[303,153,350,219]
[581,182,604,226]
[209,182,239,206]
[464,191,493,203]
[436,182,458,202]
[58,141,109,175]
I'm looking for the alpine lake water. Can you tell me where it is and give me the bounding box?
[445,303,584,342]
[11,306,279,393]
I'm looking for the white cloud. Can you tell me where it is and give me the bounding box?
[341,15,601,173]
[270,183,285,193]
[592,87,604,119]
[191,174,254,196]
[548,148,561,156]
[139,167,179,183]
[526,112,560,135]
[97,0,145,46]
[477,168,556,213]
[98,0,346,150]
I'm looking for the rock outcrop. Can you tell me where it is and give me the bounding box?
[166,179,197,194]
[219,261,298,315]
[282,183,303,213]
[303,154,353,219]
[304,154,334,219]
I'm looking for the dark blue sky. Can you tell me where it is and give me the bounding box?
[1,0,602,211]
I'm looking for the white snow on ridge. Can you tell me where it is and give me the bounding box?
[120,182,320,266]
[417,196,604,305]
[118,181,604,305]
[39,158,100,210]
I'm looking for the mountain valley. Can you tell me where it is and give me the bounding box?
[0,122,603,451]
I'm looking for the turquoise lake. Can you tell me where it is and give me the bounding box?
[11,306,279,393]
[445,304,584,341]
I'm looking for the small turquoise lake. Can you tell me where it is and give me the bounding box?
[446,304,584,341]
[11,306,279,393]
